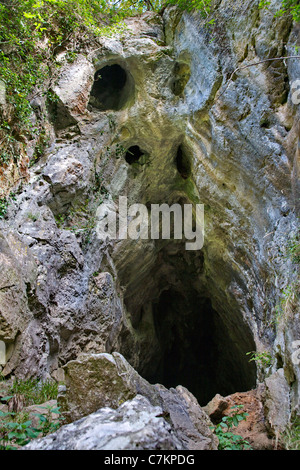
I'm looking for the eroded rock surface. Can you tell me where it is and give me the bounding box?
[23,395,184,450]
[0,0,299,441]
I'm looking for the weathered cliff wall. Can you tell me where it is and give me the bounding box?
[0,0,299,436]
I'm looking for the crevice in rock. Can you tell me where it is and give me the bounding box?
[88,64,134,111]
[175,144,191,179]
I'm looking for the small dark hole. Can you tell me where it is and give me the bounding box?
[176,145,191,179]
[276,353,283,369]
[260,120,271,129]
[125,146,144,165]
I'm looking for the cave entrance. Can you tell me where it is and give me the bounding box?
[145,289,256,406]
[88,64,134,111]
[119,241,257,406]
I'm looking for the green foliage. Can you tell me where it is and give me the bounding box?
[259,0,300,21]
[166,0,212,15]
[54,213,66,228]
[258,0,271,9]
[0,411,40,449]
[212,406,252,450]
[0,404,64,449]
[8,377,58,406]
[0,377,63,449]
[287,232,300,264]
[276,0,300,22]
[33,404,63,436]
[246,350,273,368]
[0,197,9,219]
[281,417,300,450]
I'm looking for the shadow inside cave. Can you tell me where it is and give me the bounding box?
[118,240,257,407]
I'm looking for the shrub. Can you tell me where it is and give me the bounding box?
[211,405,252,450]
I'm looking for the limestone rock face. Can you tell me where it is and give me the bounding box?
[23,395,184,450]
[0,231,37,373]
[264,368,291,435]
[0,0,299,437]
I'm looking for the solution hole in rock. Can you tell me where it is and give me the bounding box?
[171,61,191,96]
[125,145,144,164]
[176,145,191,179]
[88,64,134,111]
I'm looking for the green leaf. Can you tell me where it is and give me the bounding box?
[0,395,13,402]
[23,12,36,18]
[0,410,13,417]
[21,420,33,428]
[7,431,19,439]
[232,415,239,426]
[6,422,19,429]
[26,428,40,439]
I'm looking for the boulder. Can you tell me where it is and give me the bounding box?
[23,395,184,450]
[203,393,230,422]
[58,352,138,422]
[154,384,218,450]
[58,351,218,450]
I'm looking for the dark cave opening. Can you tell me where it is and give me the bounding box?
[125,145,144,164]
[120,242,257,407]
[88,64,134,111]
[139,288,257,406]
[145,288,256,406]
[150,290,218,405]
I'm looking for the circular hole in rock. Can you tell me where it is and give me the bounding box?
[125,145,144,165]
[89,64,134,111]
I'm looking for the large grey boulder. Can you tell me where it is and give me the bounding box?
[57,351,218,450]
[23,395,184,450]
